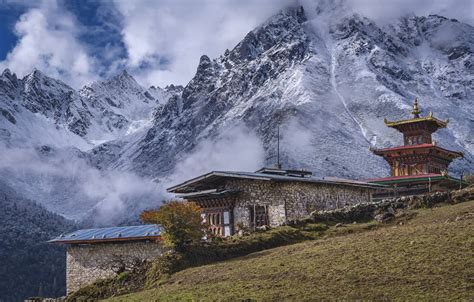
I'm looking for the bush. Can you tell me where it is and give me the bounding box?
[463,174,474,185]
[140,201,204,250]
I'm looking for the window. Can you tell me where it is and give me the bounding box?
[205,209,232,237]
[250,205,269,228]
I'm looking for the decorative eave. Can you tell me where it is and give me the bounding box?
[384,115,448,130]
[370,143,464,159]
[176,189,240,200]
[384,99,448,131]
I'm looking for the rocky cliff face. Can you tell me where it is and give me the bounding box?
[0,68,178,221]
[0,68,176,148]
[0,4,472,222]
[94,5,473,180]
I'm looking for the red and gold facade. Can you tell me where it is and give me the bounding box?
[369,99,464,195]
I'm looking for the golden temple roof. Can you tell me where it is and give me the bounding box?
[384,98,449,129]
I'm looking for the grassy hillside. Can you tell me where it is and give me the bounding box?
[109,201,474,301]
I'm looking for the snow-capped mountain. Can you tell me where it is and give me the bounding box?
[93,4,473,180]
[1,4,471,301]
[0,3,472,223]
[0,68,176,148]
[0,69,177,221]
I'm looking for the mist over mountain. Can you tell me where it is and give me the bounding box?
[0,3,472,300]
[93,3,473,182]
[1,2,472,225]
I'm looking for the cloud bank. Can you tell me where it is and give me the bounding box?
[0,143,162,225]
[113,0,293,87]
[0,124,264,224]
[167,123,265,186]
[0,0,98,88]
[0,0,472,88]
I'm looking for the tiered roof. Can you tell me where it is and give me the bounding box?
[383,99,448,132]
[372,143,463,158]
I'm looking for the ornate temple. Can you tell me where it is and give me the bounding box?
[368,99,465,197]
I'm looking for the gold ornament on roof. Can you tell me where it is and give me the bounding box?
[412,98,421,118]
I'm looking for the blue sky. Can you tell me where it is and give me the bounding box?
[0,3,24,60]
[0,0,291,88]
[0,0,472,89]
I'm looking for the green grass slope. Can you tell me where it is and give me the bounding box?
[109,201,474,301]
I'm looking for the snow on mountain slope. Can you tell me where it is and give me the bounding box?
[93,4,473,181]
[1,3,472,223]
[0,69,91,148]
[0,68,175,149]
[79,70,167,143]
[0,69,175,222]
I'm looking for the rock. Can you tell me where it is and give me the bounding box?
[387,207,395,215]
[256,225,269,231]
[375,212,394,223]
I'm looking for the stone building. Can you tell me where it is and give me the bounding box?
[167,167,384,237]
[49,224,163,294]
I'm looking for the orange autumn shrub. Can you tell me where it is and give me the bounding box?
[141,201,204,249]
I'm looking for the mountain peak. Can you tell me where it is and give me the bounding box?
[1,68,17,83]
[24,68,51,83]
[118,69,131,78]
[2,68,12,77]
[197,55,212,72]
[29,67,43,77]
[108,69,140,87]
[22,68,73,91]
[227,5,309,63]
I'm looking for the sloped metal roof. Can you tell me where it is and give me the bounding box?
[49,224,162,244]
[167,169,386,193]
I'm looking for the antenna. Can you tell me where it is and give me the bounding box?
[276,124,281,169]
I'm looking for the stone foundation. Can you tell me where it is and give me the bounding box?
[66,241,164,294]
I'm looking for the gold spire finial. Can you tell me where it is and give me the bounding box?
[412,98,421,118]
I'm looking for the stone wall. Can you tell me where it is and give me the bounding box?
[310,187,473,224]
[227,179,374,229]
[66,241,164,294]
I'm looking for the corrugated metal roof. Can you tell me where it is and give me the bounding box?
[49,224,162,244]
[167,170,386,193]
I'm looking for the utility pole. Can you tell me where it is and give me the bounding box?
[274,110,283,170]
[276,123,281,169]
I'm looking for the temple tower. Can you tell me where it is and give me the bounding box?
[369,98,465,196]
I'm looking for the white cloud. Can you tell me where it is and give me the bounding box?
[113,0,294,87]
[346,0,474,25]
[0,0,97,88]
[167,123,265,186]
[113,0,473,88]
[0,143,163,225]
[1,0,471,89]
